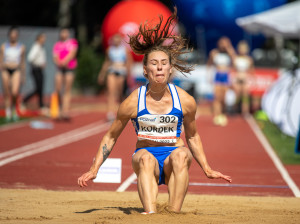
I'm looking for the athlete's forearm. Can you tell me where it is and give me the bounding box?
[98,59,110,77]
[53,56,60,66]
[89,134,116,174]
[187,134,211,174]
[61,49,77,65]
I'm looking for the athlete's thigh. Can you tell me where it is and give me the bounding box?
[116,76,125,95]
[11,70,21,95]
[220,85,228,101]
[163,147,192,184]
[55,72,63,91]
[64,73,74,92]
[214,84,224,100]
[132,149,160,178]
[106,74,117,92]
[241,82,250,97]
[1,71,11,94]
[233,81,242,96]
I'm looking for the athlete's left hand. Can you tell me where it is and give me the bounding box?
[205,169,232,183]
[77,170,97,187]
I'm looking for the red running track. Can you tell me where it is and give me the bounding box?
[0,111,298,197]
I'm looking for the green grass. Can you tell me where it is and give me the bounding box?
[0,117,28,126]
[256,119,300,165]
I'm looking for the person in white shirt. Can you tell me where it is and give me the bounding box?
[23,33,46,109]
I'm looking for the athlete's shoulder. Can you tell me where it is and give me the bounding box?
[209,48,219,56]
[20,43,26,51]
[118,88,139,119]
[174,85,196,114]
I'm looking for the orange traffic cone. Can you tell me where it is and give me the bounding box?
[50,92,59,119]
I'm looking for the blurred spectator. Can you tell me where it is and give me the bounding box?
[97,34,132,121]
[0,27,26,121]
[207,36,235,126]
[23,33,47,110]
[232,40,254,116]
[52,28,78,120]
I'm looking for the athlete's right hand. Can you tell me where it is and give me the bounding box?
[77,170,97,187]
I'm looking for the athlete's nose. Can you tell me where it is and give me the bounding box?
[157,62,162,71]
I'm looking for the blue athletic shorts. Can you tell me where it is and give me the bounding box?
[214,72,229,85]
[134,146,178,185]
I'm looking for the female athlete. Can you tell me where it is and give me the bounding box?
[207,37,235,126]
[0,27,26,121]
[233,40,254,115]
[78,10,231,213]
[98,34,132,121]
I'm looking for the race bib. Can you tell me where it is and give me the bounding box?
[137,114,178,143]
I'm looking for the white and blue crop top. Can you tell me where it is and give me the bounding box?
[108,45,127,63]
[4,42,22,64]
[131,83,183,144]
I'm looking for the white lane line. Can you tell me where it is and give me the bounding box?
[116,173,137,192]
[188,182,289,189]
[0,121,28,131]
[131,181,289,189]
[0,120,106,159]
[0,121,111,167]
[246,115,300,198]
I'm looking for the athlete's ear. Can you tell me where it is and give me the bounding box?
[143,66,148,78]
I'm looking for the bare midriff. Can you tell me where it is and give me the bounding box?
[3,62,20,69]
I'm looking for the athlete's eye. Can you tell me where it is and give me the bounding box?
[162,60,168,65]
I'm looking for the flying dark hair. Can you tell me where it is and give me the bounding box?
[128,7,194,76]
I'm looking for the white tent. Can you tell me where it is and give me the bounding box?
[261,69,300,137]
[236,1,300,137]
[236,1,300,38]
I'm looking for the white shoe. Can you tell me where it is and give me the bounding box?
[219,114,228,126]
[12,110,19,122]
[5,108,12,122]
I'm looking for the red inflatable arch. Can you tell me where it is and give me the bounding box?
[101,0,175,61]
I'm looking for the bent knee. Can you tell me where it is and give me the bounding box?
[170,148,191,168]
[139,153,156,168]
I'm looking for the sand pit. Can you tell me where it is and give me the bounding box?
[0,189,299,224]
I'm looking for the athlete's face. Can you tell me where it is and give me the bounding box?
[9,30,19,43]
[39,34,46,45]
[111,34,122,46]
[144,51,172,85]
[60,29,69,41]
[238,43,249,55]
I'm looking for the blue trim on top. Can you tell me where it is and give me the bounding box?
[173,84,182,111]
[144,83,176,116]
[144,84,148,113]
[5,42,21,48]
[168,83,175,109]
[137,86,141,113]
